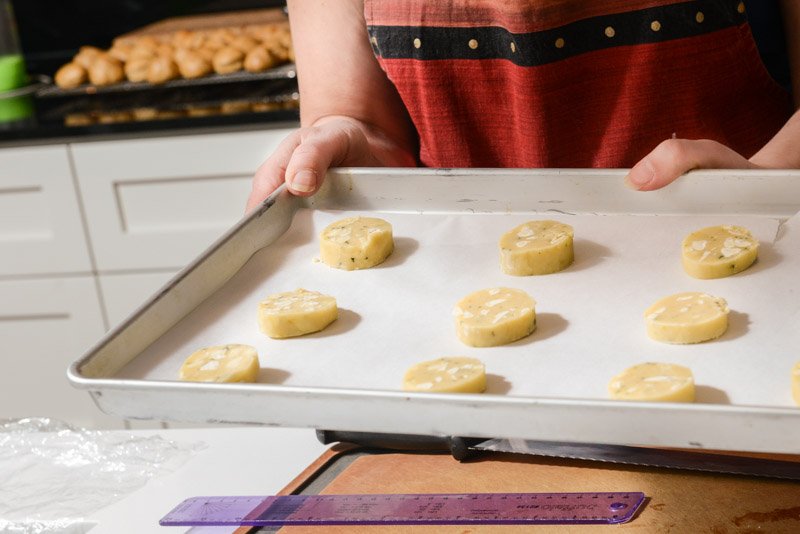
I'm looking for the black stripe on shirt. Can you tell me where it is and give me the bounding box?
[368,0,748,66]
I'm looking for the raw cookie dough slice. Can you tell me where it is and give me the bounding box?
[644,292,729,344]
[403,357,486,393]
[320,216,393,270]
[608,362,695,402]
[179,344,259,383]
[454,287,536,347]
[259,288,337,338]
[682,225,759,279]
[499,220,574,276]
[792,362,800,406]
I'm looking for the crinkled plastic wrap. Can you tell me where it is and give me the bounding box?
[0,418,204,533]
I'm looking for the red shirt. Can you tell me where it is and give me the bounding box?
[364,0,792,168]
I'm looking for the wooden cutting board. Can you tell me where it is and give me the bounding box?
[117,7,287,41]
[249,447,800,533]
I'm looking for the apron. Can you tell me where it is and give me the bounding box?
[364,0,792,168]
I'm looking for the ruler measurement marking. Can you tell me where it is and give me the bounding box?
[162,492,645,526]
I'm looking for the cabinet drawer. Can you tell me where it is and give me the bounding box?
[71,128,296,271]
[0,277,121,428]
[0,146,92,276]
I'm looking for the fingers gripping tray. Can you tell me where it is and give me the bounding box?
[69,169,800,453]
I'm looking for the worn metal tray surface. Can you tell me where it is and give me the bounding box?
[69,169,800,453]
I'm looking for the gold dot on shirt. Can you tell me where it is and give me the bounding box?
[555,37,565,49]
[605,26,616,38]
[650,20,662,32]
[413,38,421,49]
[737,2,745,14]
[695,11,705,23]
[468,38,478,49]
[510,41,517,53]
[370,36,378,45]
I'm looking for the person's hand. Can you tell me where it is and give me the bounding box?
[624,139,758,191]
[246,116,387,212]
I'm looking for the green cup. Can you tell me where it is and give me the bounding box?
[0,54,26,92]
[0,94,33,123]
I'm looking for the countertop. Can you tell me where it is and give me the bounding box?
[7,425,800,533]
[86,427,327,534]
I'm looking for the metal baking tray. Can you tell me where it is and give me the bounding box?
[36,63,296,98]
[68,169,800,453]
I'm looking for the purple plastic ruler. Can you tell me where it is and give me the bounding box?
[160,492,646,527]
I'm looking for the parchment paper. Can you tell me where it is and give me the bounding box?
[120,208,799,407]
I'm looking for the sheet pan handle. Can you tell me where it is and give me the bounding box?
[315,429,483,461]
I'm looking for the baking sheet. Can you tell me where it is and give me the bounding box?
[118,206,796,407]
[69,170,800,452]
[36,64,296,98]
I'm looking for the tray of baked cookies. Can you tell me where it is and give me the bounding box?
[39,9,294,97]
[69,169,800,453]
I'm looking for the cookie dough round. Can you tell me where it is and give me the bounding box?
[645,292,729,344]
[454,287,536,347]
[179,344,259,383]
[403,357,486,393]
[499,220,574,276]
[682,225,759,279]
[608,362,695,402]
[320,216,394,270]
[258,288,337,338]
[792,362,800,406]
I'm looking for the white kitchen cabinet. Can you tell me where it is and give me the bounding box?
[0,126,298,429]
[0,145,92,276]
[70,128,295,272]
[99,270,178,328]
[0,276,123,428]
